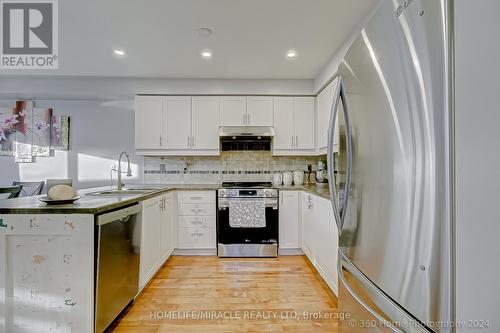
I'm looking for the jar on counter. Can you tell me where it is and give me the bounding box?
[272,172,283,186]
[293,170,304,185]
[282,171,293,186]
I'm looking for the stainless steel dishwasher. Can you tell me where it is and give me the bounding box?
[95,204,142,333]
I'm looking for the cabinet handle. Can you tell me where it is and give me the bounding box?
[191,220,204,225]
[160,136,162,146]
[247,114,250,125]
[187,136,190,147]
[291,136,294,148]
[190,196,203,200]
[296,136,299,147]
[192,136,195,148]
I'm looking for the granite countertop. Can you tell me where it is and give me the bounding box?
[0,183,330,214]
[0,184,221,215]
[276,183,331,200]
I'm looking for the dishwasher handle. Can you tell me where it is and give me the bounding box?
[96,204,142,226]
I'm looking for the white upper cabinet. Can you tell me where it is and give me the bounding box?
[246,96,273,126]
[220,96,247,126]
[135,95,220,155]
[317,78,339,153]
[192,96,220,150]
[294,97,315,150]
[273,96,315,155]
[273,97,295,150]
[163,96,192,150]
[220,96,273,126]
[135,96,162,149]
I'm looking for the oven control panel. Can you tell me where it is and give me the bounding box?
[218,188,278,198]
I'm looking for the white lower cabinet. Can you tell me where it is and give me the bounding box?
[279,191,300,249]
[140,193,175,290]
[300,191,338,295]
[177,191,216,249]
[159,192,175,263]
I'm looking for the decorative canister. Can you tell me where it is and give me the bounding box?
[272,172,283,186]
[282,171,293,186]
[316,169,325,183]
[293,170,304,185]
[308,172,317,184]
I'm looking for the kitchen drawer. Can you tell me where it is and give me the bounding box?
[178,215,216,229]
[178,203,215,216]
[178,227,216,249]
[177,191,215,204]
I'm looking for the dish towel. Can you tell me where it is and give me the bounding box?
[229,199,266,228]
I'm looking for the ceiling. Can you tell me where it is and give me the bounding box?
[1,0,377,79]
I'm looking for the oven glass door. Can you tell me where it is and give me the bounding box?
[217,200,279,245]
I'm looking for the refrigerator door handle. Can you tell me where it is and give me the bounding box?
[327,76,353,233]
[338,259,401,333]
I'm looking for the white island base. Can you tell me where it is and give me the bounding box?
[0,214,94,333]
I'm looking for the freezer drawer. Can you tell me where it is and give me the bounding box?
[338,251,431,333]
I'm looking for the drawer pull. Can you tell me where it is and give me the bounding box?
[190,197,204,200]
[191,221,204,225]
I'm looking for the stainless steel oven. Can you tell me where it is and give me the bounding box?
[217,182,278,257]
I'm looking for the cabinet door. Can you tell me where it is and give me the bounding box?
[135,96,162,149]
[279,191,300,249]
[159,196,171,264]
[140,197,161,288]
[192,96,220,150]
[294,97,315,150]
[273,97,295,150]
[220,96,246,126]
[162,96,192,150]
[246,96,273,126]
[312,196,332,278]
[301,192,315,260]
[316,79,336,150]
[328,203,339,294]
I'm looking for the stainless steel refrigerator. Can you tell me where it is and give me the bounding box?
[327,1,452,332]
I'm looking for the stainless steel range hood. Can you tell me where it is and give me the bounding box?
[219,126,275,151]
[219,126,275,137]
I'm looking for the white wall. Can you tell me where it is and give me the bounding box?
[455,0,500,331]
[0,77,314,100]
[0,99,143,189]
[312,1,381,93]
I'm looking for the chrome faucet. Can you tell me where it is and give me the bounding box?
[117,151,132,191]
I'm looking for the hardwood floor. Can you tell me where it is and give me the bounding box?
[109,256,339,333]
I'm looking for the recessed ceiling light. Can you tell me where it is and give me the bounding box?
[287,51,297,59]
[201,50,212,58]
[113,49,126,56]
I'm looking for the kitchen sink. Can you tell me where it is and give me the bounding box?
[86,188,156,196]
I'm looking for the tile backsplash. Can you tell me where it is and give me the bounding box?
[144,151,324,184]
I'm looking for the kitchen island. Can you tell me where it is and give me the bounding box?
[0,183,331,333]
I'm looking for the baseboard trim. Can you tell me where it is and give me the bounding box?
[173,249,217,256]
[278,248,304,255]
[302,249,338,297]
